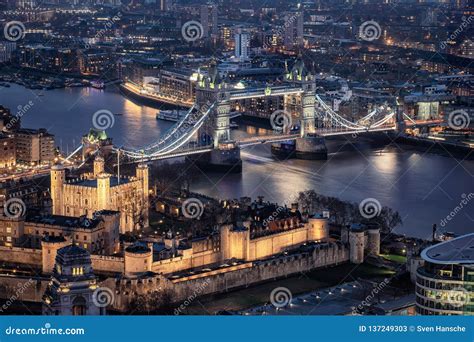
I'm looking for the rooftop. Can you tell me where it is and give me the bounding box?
[26,214,101,229]
[421,233,474,265]
[70,176,130,188]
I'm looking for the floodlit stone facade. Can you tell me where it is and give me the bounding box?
[50,156,149,233]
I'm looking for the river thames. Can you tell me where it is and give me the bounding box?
[1,84,473,238]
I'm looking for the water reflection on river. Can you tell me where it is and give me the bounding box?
[1,84,472,238]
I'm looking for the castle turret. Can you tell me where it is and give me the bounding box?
[41,235,70,275]
[349,224,365,264]
[220,224,250,261]
[366,225,381,256]
[307,214,329,241]
[97,173,110,210]
[124,244,152,278]
[93,155,105,178]
[94,210,120,255]
[50,164,65,215]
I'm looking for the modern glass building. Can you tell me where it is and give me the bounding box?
[416,233,474,315]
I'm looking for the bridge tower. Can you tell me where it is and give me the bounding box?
[282,56,327,160]
[395,104,406,134]
[193,61,242,172]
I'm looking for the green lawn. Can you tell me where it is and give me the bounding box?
[380,254,407,264]
[182,262,395,314]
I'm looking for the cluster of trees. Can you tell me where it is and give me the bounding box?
[297,190,402,233]
[127,289,175,314]
[150,162,197,196]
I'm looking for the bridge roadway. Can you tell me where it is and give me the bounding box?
[121,119,443,162]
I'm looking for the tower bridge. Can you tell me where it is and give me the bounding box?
[63,59,442,171]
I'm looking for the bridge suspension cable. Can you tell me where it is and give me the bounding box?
[118,102,217,159]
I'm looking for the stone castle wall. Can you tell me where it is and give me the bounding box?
[0,246,42,266]
[0,242,349,312]
[0,246,123,274]
[151,248,221,275]
[249,226,311,260]
[110,242,350,311]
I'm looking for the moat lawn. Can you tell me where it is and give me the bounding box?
[182,262,394,314]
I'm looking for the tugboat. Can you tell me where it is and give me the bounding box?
[91,80,105,89]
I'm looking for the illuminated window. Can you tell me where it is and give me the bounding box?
[72,267,84,276]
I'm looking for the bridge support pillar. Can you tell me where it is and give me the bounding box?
[188,142,242,173]
[295,134,327,160]
[271,134,327,160]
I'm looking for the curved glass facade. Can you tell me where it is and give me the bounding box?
[415,261,474,315]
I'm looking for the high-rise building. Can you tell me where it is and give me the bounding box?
[15,128,55,165]
[283,10,304,51]
[160,0,174,11]
[415,233,474,315]
[0,41,16,63]
[15,0,36,8]
[234,28,250,61]
[200,3,218,40]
